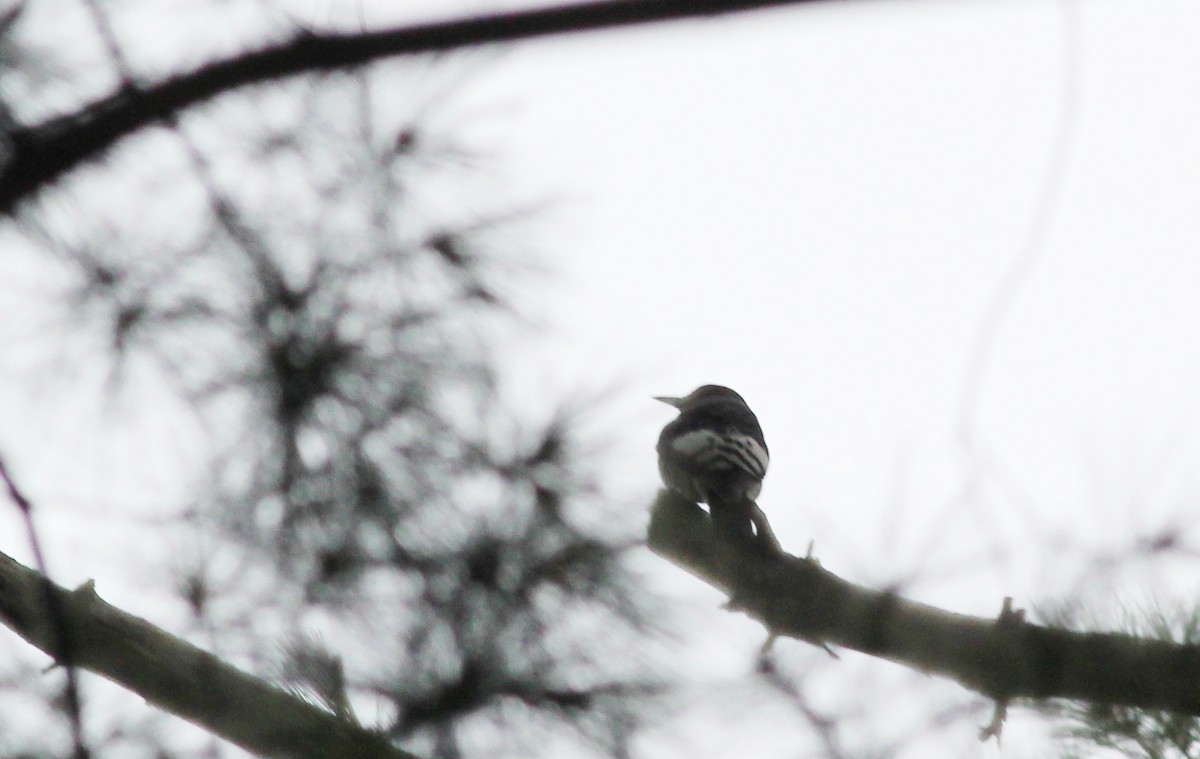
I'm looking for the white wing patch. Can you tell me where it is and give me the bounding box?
[669,429,768,479]
[669,430,720,457]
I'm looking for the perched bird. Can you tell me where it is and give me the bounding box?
[655,385,773,549]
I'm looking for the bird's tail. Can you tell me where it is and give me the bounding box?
[709,495,754,542]
[709,496,780,554]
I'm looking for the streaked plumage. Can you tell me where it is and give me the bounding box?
[655,385,770,546]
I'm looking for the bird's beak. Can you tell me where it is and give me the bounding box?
[653,395,682,408]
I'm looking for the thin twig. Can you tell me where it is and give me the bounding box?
[0,0,842,212]
[0,454,89,759]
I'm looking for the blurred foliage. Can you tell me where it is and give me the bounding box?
[0,3,666,757]
[1041,598,1200,759]
[10,3,1200,759]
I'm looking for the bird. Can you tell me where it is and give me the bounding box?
[654,385,774,550]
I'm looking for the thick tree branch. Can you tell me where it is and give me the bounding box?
[647,491,1200,715]
[0,0,836,213]
[0,549,415,759]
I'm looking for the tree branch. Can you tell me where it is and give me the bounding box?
[0,549,416,759]
[647,491,1200,716]
[0,0,837,213]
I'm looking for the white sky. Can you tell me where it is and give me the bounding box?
[486,1,1200,752]
[482,0,1200,591]
[4,0,1200,756]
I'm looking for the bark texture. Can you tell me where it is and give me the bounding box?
[0,549,414,759]
[647,491,1200,715]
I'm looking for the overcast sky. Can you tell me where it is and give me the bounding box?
[478,0,1200,592]
[4,0,1200,756]
[489,1,1200,752]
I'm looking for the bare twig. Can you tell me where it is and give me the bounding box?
[0,455,89,759]
[956,0,1082,451]
[0,0,842,212]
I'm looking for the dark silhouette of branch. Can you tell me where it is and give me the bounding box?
[0,549,416,759]
[0,0,837,213]
[647,491,1200,717]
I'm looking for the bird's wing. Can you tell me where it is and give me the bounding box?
[667,428,768,479]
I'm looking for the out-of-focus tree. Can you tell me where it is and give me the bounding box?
[5,2,1200,759]
[0,2,671,757]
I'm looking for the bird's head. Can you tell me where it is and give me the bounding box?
[653,384,746,411]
